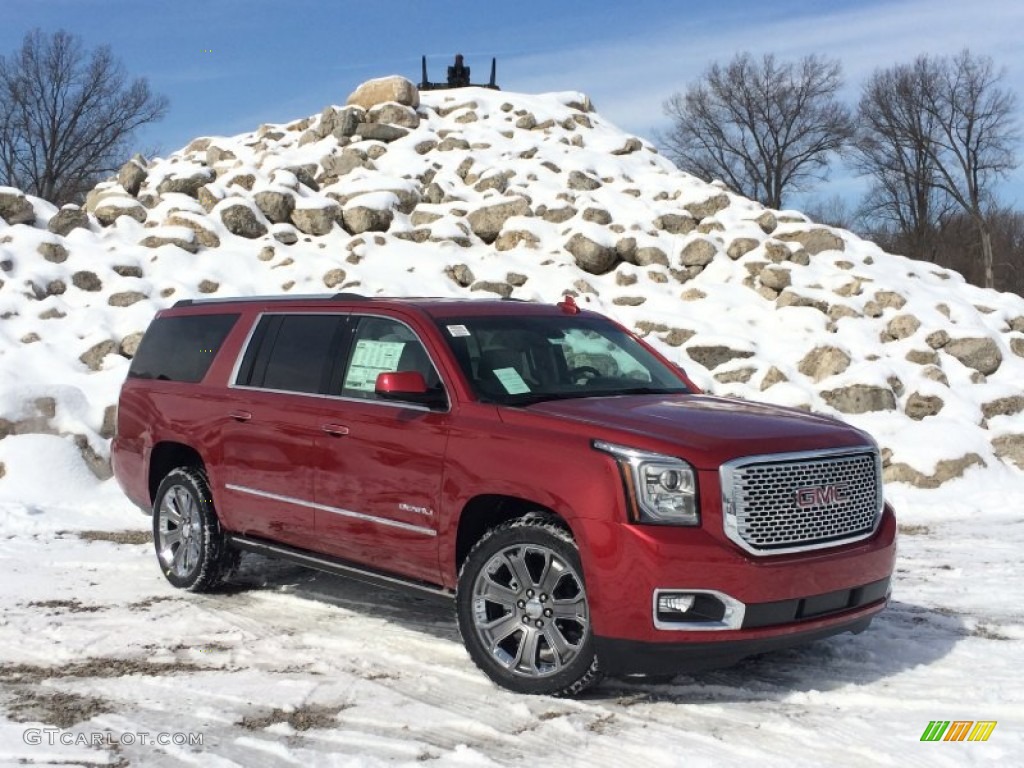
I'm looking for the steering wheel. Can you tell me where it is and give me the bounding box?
[567,365,602,384]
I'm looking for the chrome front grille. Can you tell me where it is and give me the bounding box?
[720,448,883,555]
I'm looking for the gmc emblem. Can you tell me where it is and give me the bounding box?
[795,483,850,507]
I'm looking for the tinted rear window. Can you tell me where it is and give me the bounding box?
[245,314,345,394]
[128,313,239,383]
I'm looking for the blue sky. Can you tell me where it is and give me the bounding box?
[2,0,1022,211]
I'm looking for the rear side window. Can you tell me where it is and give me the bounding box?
[128,313,239,382]
[240,314,345,394]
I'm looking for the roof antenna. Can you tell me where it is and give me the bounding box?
[557,295,580,315]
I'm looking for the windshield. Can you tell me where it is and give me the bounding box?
[435,314,691,405]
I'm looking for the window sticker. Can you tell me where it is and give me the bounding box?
[344,339,406,392]
[447,324,471,338]
[493,367,530,395]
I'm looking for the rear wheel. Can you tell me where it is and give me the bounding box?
[456,516,601,696]
[153,467,235,591]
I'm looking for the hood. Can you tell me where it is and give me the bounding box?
[523,394,873,469]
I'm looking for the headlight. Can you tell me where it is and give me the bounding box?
[594,441,699,526]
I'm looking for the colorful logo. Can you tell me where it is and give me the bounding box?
[920,721,997,742]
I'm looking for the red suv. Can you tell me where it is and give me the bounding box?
[112,294,896,695]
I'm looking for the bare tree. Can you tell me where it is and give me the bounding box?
[658,53,853,209]
[854,64,957,262]
[0,29,168,205]
[856,51,1019,288]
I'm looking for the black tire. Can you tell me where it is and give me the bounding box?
[152,467,235,592]
[456,516,602,696]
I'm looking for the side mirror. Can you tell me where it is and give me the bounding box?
[375,371,447,409]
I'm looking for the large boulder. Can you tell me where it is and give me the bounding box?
[157,170,214,198]
[0,189,35,225]
[679,238,717,267]
[884,454,984,488]
[798,346,851,382]
[117,158,148,196]
[93,198,147,226]
[684,194,730,220]
[565,233,618,274]
[254,189,297,224]
[341,205,391,235]
[47,206,90,236]
[776,228,845,255]
[944,337,1002,375]
[367,103,420,129]
[219,201,268,239]
[467,198,531,244]
[165,212,221,248]
[293,204,341,236]
[346,76,419,110]
[821,384,896,414]
[139,227,199,254]
[685,345,754,370]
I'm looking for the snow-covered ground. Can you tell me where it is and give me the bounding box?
[1,80,1022,765]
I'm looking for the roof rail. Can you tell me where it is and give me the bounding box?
[330,292,367,301]
[172,294,337,308]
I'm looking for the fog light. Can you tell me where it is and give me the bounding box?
[658,594,696,614]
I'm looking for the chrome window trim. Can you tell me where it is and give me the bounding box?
[226,310,450,413]
[225,483,437,537]
[720,446,884,556]
[652,588,746,631]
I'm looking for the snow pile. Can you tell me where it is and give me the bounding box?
[1,77,1023,496]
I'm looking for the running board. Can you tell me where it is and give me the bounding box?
[225,534,454,599]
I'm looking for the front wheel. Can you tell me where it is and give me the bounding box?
[153,467,235,592]
[456,516,601,696]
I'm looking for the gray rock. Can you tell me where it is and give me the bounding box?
[760,366,788,390]
[322,269,347,289]
[981,395,1024,420]
[45,279,66,296]
[273,228,299,245]
[754,211,777,234]
[582,207,612,225]
[612,137,644,155]
[613,296,646,306]
[117,160,148,196]
[776,228,845,255]
[165,214,221,248]
[471,280,514,299]
[445,264,475,287]
[565,233,618,274]
[48,206,89,236]
[776,291,829,314]
[72,271,102,292]
[355,123,408,142]
[684,194,730,220]
[94,199,146,226]
[905,349,939,366]
[679,238,717,267]
[219,202,268,239]
[100,405,118,439]
[714,367,757,384]
[515,114,536,130]
[567,171,601,191]
[945,337,1002,375]
[139,231,199,253]
[0,190,35,225]
[367,103,420,129]
[884,314,921,341]
[798,346,851,382]
[198,280,219,294]
[760,266,792,291]
[80,340,117,370]
[653,213,696,235]
[686,345,754,370]
[615,237,637,263]
[206,146,236,165]
[905,393,944,420]
[541,206,576,224]
[993,434,1024,470]
[821,385,896,414]
[438,137,471,152]
[254,190,297,224]
[108,291,147,307]
[633,247,669,267]
[289,205,340,236]
[506,272,529,287]
[346,76,420,110]
[38,242,69,263]
[494,230,540,251]
[1011,337,1024,358]
[727,238,760,260]
[467,198,531,244]
[884,454,984,488]
[157,171,214,198]
[119,332,144,358]
[874,290,907,310]
[340,206,391,235]
[322,149,373,178]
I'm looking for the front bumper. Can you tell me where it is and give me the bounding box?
[595,601,881,676]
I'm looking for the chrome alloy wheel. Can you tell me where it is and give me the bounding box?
[469,543,590,678]
[157,484,202,579]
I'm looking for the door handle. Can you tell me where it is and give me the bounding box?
[228,410,252,422]
[321,423,350,437]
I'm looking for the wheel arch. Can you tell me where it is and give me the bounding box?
[148,441,206,506]
[453,494,574,574]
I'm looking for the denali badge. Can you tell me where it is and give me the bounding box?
[795,483,850,507]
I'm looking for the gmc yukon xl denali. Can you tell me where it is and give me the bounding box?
[112,294,897,696]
